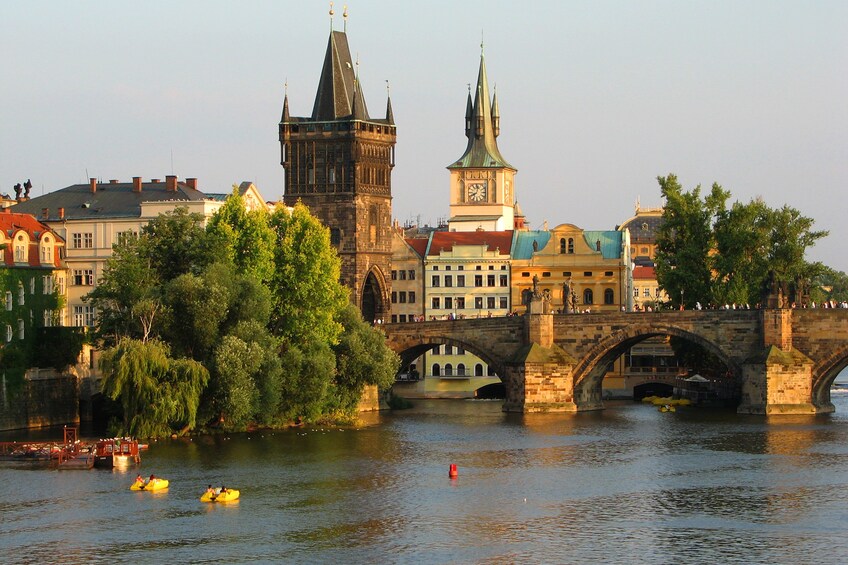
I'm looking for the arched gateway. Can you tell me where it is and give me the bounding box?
[383,307,848,415]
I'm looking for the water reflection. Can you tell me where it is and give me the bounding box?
[4,397,848,563]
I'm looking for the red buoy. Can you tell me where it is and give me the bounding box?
[449,464,458,478]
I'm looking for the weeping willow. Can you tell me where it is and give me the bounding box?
[100,338,209,438]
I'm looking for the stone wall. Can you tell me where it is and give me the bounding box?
[0,370,79,431]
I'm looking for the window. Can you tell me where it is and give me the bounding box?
[604,289,614,305]
[474,275,483,287]
[18,285,24,305]
[72,233,82,248]
[432,345,441,355]
[475,265,482,271]
[391,270,397,280]
[408,270,416,280]
[475,297,483,309]
[444,275,453,288]
[84,233,93,248]
[457,364,466,377]
[5,325,11,342]
[563,271,572,277]
[487,275,495,287]
[432,364,441,377]
[568,238,574,254]
[445,297,453,310]
[487,297,496,309]
[499,297,508,309]
[30,278,35,295]
[43,275,53,294]
[583,289,594,305]
[522,272,530,277]
[14,235,26,262]
[41,237,54,264]
[489,266,495,270]
[391,291,397,303]
[17,319,24,340]
[43,310,53,327]
[4,291,11,311]
[643,288,651,297]
[391,314,397,323]
[584,272,592,277]
[116,231,137,246]
[432,297,440,309]
[456,346,464,355]
[456,297,465,309]
[445,346,453,355]
[73,269,95,286]
[475,364,484,376]
[431,275,440,287]
[399,292,407,303]
[73,305,96,327]
[605,271,613,277]
[457,275,465,287]
[408,291,416,303]
[499,275,508,286]
[444,364,453,377]
[399,270,406,280]
[634,287,640,298]
[330,228,341,246]
[433,266,439,271]
[57,276,65,295]
[560,238,566,254]
[542,272,551,278]
[399,314,407,322]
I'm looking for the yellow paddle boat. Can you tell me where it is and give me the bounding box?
[201,488,240,502]
[131,476,169,491]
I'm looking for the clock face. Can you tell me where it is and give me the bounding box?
[468,183,486,202]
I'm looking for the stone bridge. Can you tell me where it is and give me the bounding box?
[383,307,848,415]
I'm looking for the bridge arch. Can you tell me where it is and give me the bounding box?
[810,344,848,410]
[570,323,742,408]
[388,335,507,380]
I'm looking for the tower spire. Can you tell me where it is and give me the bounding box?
[385,80,394,124]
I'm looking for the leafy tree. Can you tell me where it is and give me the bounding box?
[141,207,226,281]
[654,174,728,308]
[811,268,848,304]
[329,303,400,413]
[268,203,349,345]
[100,338,208,437]
[210,335,261,429]
[713,198,772,306]
[206,186,276,283]
[278,341,336,423]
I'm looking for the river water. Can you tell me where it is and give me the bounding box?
[4,395,848,564]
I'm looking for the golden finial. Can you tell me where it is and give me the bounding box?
[329,2,334,31]
[343,5,348,32]
[284,79,288,96]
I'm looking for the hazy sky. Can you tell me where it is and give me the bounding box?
[3,1,846,269]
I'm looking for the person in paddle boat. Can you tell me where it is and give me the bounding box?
[147,474,156,486]
[135,474,144,484]
[206,485,216,496]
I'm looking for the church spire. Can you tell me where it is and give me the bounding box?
[310,28,369,120]
[385,80,395,124]
[449,50,512,169]
[491,85,500,138]
[281,82,290,122]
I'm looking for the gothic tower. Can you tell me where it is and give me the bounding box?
[447,50,517,232]
[280,24,396,323]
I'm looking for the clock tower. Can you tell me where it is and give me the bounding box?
[447,49,516,232]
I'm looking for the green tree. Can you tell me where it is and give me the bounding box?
[100,338,208,437]
[206,186,276,283]
[713,198,773,306]
[278,341,336,423]
[141,207,226,281]
[654,174,729,308]
[269,203,349,345]
[329,303,400,414]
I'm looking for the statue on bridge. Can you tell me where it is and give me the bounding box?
[562,278,574,314]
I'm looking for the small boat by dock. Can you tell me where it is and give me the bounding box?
[94,438,141,468]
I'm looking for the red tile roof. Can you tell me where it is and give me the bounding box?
[0,210,64,268]
[633,265,656,280]
[427,231,513,256]
[405,238,429,258]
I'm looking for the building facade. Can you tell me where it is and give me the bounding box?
[280,26,396,323]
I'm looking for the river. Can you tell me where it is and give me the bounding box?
[3,395,848,564]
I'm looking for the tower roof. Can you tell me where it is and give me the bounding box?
[448,53,513,170]
[311,30,370,121]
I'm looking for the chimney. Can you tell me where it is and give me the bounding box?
[151,178,161,183]
[41,208,49,219]
[109,179,119,184]
[89,178,97,193]
[185,177,198,190]
[132,177,142,193]
[165,175,177,192]
[58,208,65,220]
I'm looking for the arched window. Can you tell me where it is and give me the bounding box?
[432,364,441,377]
[567,238,574,254]
[14,234,27,262]
[583,288,594,305]
[457,363,466,376]
[475,363,484,376]
[559,238,566,254]
[444,364,454,377]
[604,288,614,305]
[5,325,11,342]
[40,235,54,265]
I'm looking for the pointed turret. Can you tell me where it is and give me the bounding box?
[386,94,394,125]
[311,30,370,120]
[281,93,290,122]
[448,52,512,169]
[464,89,473,138]
[491,88,500,138]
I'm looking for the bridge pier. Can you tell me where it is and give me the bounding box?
[738,347,828,414]
[501,345,578,413]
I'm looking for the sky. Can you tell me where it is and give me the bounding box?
[2,1,847,269]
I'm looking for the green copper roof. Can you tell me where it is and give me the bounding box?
[583,231,623,259]
[448,53,514,170]
[511,230,551,259]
